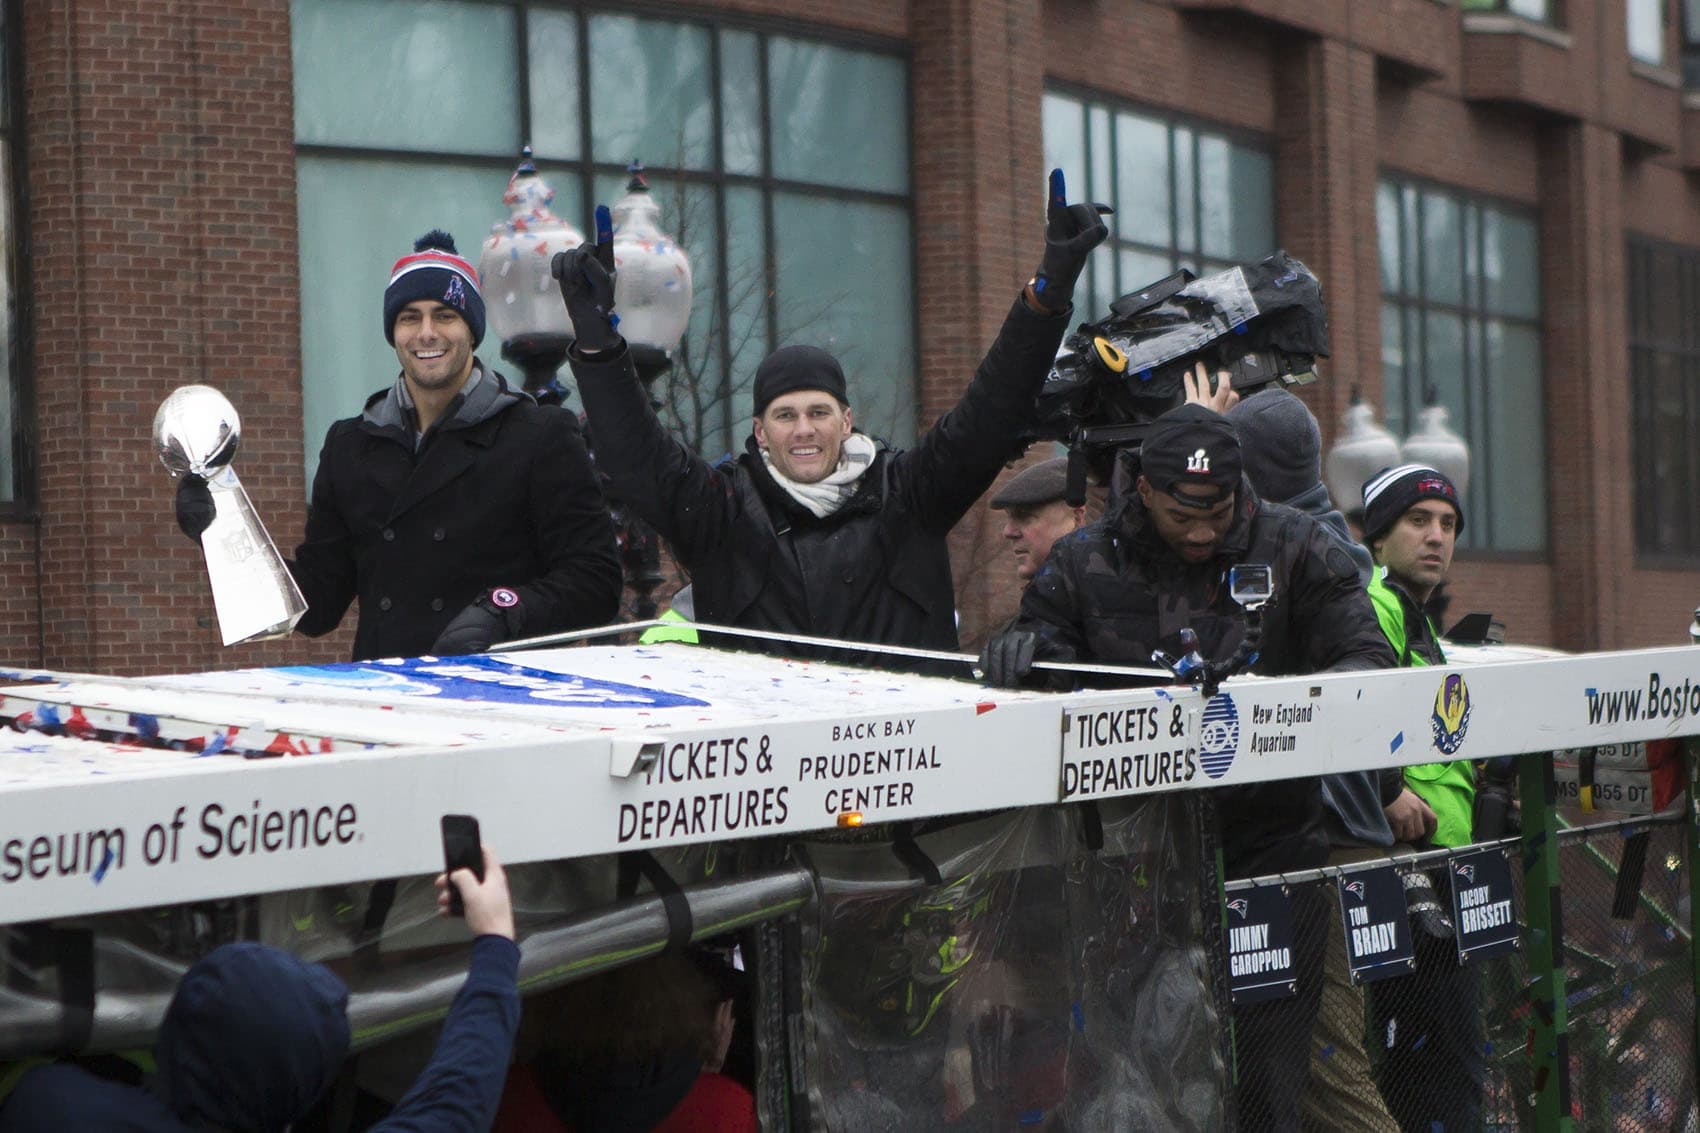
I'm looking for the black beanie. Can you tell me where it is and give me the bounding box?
[384,230,486,348]
[752,346,848,415]
[1360,463,1465,544]
[1225,388,1321,504]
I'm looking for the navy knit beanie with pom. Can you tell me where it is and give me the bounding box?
[383,230,486,347]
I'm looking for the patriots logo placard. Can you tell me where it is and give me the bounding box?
[1227,898,1250,919]
[1343,880,1367,902]
[1455,863,1477,885]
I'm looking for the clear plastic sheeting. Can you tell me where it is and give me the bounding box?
[796,800,1222,1132]
[0,844,738,1060]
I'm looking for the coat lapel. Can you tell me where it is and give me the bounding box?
[384,418,495,522]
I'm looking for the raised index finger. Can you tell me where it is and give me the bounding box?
[594,204,614,272]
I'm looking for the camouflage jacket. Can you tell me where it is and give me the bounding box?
[1013,477,1396,876]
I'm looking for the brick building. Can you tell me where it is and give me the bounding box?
[0,0,1694,675]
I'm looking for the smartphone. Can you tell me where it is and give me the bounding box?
[440,814,484,917]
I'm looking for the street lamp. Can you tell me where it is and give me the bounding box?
[484,153,696,622]
[1323,385,1471,523]
[480,146,584,396]
[1323,387,1401,522]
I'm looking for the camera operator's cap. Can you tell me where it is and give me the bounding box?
[990,457,1071,510]
[1360,462,1465,544]
[752,345,848,415]
[1140,403,1242,509]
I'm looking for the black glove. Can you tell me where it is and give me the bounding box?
[980,628,1039,688]
[175,474,215,543]
[1030,168,1109,314]
[431,588,524,656]
[551,203,622,353]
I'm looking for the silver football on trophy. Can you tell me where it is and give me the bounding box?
[153,384,240,479]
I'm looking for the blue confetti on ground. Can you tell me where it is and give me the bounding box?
[1072,1002,1085,1032]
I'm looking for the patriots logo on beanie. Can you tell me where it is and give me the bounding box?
[384,230,487,347]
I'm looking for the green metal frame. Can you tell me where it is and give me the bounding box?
[1518,748,1575,1131]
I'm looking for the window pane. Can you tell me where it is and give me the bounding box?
[1507,0,1551,20]
[1420,310,1467,439]
[1420,191,1463,304]
[1225,145,1274,260]
[719,30,761,176]
[1485,322,1546,551]
[772,194,915,444]
[768,38,907,193]
[1119,248,1173,297]
[1087,105,1113,214]
[1377,181,1402,294]
[1629,0,1665,65]
[296,155,510,482]
[1174,127,1197,254]
[292,0,517,155]
[589,15,714,172]
[526,8,580,161]
[1042,94,1085,194]
[1482,208,1540,319]
[1114,112,1170,247]
[722,185,770,447]
[1381,302,1408,438]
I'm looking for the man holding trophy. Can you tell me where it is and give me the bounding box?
[172,231,622,659]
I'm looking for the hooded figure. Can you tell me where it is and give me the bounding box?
[0,943,349,1132]
[1,931,521,1133]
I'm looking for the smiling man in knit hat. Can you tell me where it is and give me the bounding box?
[236,231,622,660]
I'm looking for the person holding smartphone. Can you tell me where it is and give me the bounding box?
[0,847,520,1133]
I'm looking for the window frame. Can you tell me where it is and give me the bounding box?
[1377,171,1547,559]
[291,0,918,459]
[1626,233,1700,566]
[0,0,32,519]
[1042,80,1278,312]
[1459,0,1562,27]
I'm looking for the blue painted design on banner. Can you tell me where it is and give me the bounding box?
[274,655,710,709]
[1199,693,1239,779]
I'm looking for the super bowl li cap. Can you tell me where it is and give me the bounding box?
[1139,403,1242,509]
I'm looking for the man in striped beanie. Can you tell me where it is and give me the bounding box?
[267,230,621,660]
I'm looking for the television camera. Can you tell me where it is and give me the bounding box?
[1031,250,1331,505]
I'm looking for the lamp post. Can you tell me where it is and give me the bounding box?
[480,147,585,397]
[484,152,695,621]
[1324,385,1471,524]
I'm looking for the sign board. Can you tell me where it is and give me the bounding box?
[1448,847,1520,964]
[1338,865,1416,985]
[1226,880,1298,1004]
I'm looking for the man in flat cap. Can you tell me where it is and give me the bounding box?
[989,457,1086,585]
[983,402,1394,1131]
[553,173,1106,654]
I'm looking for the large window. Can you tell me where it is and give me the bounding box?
[1627,237,1700,560]
[291,0,913,472]
[1041,90,1275,324]
[0,0,23,508]
[1378,178,1545,553]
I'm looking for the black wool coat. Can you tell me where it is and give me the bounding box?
[1013,477,1397,877]
[568,295,1069,653]
[289,368,622,661]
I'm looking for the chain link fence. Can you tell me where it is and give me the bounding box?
[1227,812,1697,1133]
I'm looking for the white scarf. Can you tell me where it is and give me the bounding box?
[762,433,878,519]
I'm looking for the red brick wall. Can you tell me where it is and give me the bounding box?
[5,0,1697,673]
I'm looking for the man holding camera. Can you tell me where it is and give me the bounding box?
[1359,463,1485,1133]
[982,402,1394,1131]
[552,173,1105,654]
